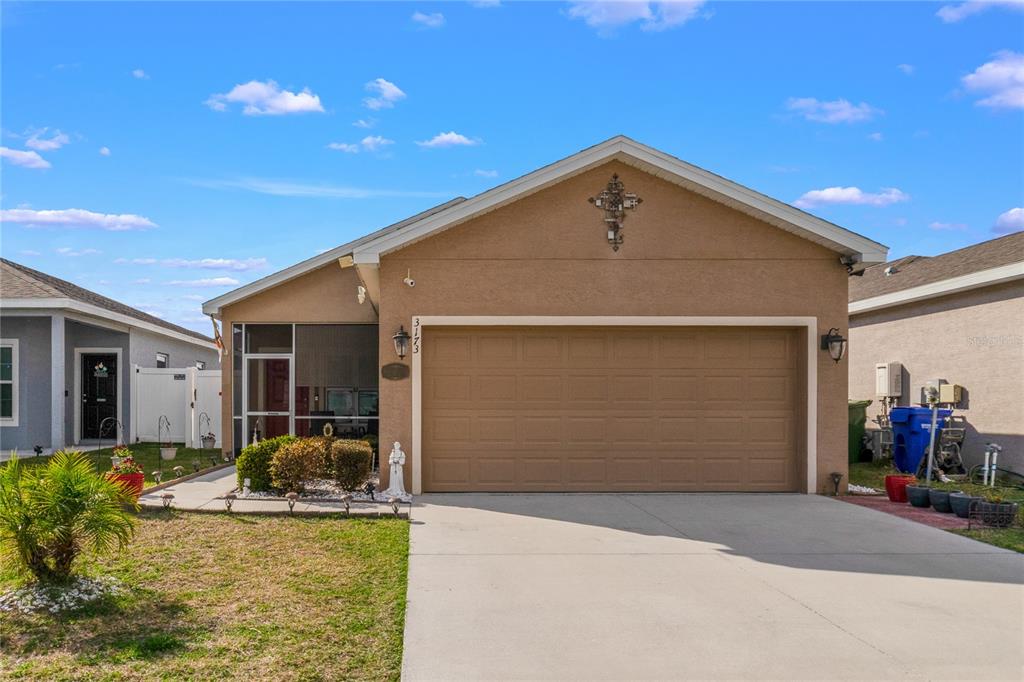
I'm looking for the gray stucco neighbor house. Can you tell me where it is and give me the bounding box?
[0,259,219,453]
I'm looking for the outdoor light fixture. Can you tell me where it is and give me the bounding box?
[389,497,400,517]
[829,472,844,496]
[224,493,236,512]
[161,493,174,509]
[820,327,848,363]
[392,326,411,360]
[341,493,353,516]
[152,471,163,484]
[286,492,299,514]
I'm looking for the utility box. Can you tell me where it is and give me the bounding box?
[921,379,948,405]
[875,362,903,397]
[939,383,963,405]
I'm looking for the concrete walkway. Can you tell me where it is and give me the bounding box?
[138,466,404,515]
[402,493,1023,681]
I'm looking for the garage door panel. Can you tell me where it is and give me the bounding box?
[421,327,799,492]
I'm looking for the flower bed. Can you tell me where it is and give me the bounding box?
[0,576,124,615]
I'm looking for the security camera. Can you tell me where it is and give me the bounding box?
[403,269,415,287]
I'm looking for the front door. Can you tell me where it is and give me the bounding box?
[82,353,118,440]
[245,356,292,446]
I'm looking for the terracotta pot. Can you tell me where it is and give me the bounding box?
[108,472,144,500]
[884,475,916,503]
[160,447,177,461]
[906,485,932,508]
[949,493,981,519]
[929,489,959,514]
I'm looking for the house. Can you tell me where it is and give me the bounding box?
[848,232,1024,473]
[0,259,220,452]
[203,136,888,494]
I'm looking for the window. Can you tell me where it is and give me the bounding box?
[0,340,18,426]
[196,361,207,370]
[156,352,169,368]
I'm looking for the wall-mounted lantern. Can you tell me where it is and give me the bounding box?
[392,325,411,360]
[821,327,848,363]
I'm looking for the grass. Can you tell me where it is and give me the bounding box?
[0,510,409,681]
[849,459,1024,553]
[8,443,224,488]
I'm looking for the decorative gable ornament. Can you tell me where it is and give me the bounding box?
[588,173,642,251]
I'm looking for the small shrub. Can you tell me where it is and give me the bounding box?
[0,452,136,582]
[236,435,296,491]
[270,438,330,492]
[328,439,374,491]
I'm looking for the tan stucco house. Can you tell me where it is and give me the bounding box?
[848,232,1024,473]
[203,137,888,494]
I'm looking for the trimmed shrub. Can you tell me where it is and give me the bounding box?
[236,435,296,492]
[270,438,330,493]
[328,439,374,492]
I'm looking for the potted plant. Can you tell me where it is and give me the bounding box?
[201,432,217,449]
[977,494,1019,528]
[160,441,177,461]
[107,454,145,500]
[110,444,128,468]
[949,492,982,519]
[905,483,932,508]
[884,474,916,503]
[928,488,960,514]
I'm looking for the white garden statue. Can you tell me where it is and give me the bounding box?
[383,441,407,498]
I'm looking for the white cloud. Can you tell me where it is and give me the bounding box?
[474,169,499,178]
[99,146,111,156]
[867,132,884,142]
[937,1,1023,23]
[962,51,1024,109]
[360,135,394,152]
[132,278,152,284]
[897,63,915,75]
[329,136,394,153]
[114,257,158,264]
[19,249,41,256]
[353,118,375,129]
[206,79,325,115]
[166,277,240,287]
[994,207,1024,233]
[131,68,149,79]
[1,147,51,169]
[470,0,501,6]
[56,247,102,257]
[786,97,881,124]
[794,187,910,209]
[160,257,268,271]
[412,11,445,28]
[25,129,70,151]
[363,78,406,110]
[417,131,479,148]
[188,177,449,199]
[567,1,705,33]
[1,208,157,231]
[928,221,968,231]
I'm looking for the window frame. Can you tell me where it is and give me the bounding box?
[0,339,19,427]
[155,352,169,368]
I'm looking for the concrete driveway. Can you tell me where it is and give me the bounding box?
[402,494,1022,681]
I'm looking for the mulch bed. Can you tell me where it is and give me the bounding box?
[840,494,970,530]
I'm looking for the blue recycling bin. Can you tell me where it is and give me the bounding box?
[890,406,953,474]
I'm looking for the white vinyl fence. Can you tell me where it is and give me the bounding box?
[130,366,222,449]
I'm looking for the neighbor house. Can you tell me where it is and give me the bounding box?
[203,136,888,494]
[848,232,1024,473]
[0,259,220,453]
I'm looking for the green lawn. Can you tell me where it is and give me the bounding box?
[8,443,225,488]
[848,460,1024,553]
[0,511,409,681]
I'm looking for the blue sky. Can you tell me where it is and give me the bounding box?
[2,1,1022,333]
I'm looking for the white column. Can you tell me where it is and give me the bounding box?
[50,314,66,451]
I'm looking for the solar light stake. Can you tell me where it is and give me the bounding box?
[286,492,299,514]
[829,472,843,496]
[388,497,400,517]
[152,471,162,484]
[341,493,353,516]
[161,493,174,509]
[224,493,236,512]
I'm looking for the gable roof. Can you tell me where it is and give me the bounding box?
[204,136,888,315]
[1,258,215,346]
[849,232,1024,314]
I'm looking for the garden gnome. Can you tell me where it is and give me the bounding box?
[383,442,407,497]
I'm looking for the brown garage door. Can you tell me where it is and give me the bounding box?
[421,327,802,492]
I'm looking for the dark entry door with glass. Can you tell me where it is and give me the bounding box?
[82,353,117,440]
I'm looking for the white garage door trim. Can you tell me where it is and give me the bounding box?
[410,316,818,495]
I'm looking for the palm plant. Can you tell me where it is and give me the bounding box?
[0,451,138,582]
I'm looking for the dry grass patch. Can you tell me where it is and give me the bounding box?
[0,510,409,681]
